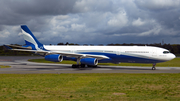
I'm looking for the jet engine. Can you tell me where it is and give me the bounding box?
[45,54,63,62]
[80,58,98,66]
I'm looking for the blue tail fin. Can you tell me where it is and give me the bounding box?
[21,25,44,50]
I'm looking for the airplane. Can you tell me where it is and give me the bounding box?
[4,25,176,70]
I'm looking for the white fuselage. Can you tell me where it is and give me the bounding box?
[19,25,176,68]
[43,45,176,63]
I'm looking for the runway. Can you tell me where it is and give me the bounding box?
[0,56,180,74]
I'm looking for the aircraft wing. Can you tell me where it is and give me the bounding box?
[8,48,109,60]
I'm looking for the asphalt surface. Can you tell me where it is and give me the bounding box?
[0,56,180,74]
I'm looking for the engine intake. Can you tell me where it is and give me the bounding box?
[80,58,98,66]
[45,54,63,62]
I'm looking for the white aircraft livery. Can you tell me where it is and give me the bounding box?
[4,25,176,70]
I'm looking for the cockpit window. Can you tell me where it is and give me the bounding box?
[163,51,170,54]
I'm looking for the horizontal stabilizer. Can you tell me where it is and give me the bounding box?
[5,45,32,50]
[3,45,12,50]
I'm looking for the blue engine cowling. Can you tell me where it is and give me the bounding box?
[45,54,63,62]
[80,58,98,66]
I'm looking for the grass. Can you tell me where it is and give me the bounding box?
[0,73,180,101]
[0,65,10,68]
[29,58,180,67]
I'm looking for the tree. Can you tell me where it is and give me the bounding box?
[65,42,69,45]
[57,43,64,45]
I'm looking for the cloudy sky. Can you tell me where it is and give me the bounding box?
[0,0,180,45]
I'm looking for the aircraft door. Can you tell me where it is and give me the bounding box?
[152,49,157,57]
[116,48,121,55]
[71,47,75,53]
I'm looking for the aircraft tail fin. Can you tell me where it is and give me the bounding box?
[21,25,44,50]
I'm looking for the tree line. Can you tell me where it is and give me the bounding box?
[0,43,180,56]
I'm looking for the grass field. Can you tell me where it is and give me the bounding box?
[0,74,180,101]
[0,65,10,68]
[29,58,180,67]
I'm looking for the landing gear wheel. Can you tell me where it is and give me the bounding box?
[72,64,80,68]
[80,64,86,68]
[152,63,156,70]
[152,67,156,70]
[72,64,76,68]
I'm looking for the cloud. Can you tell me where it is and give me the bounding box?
[0,0,180,45]
[107,10,128,27]
[132,18,145,26]
[138,25,162,36]
[73,0,113,12]
[9,0,76,16]
[135,0,180,11]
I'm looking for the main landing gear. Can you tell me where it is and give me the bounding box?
[71,57,97,68]
[72,64,97,68]
[72,57,81,68]
[152,63,156,70]
[72,64,85,68]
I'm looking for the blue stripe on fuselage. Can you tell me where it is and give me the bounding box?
[73,52,166,63]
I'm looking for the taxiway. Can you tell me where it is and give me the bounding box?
[0,56,180,74]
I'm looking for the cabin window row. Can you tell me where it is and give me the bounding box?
[125,51,149,53]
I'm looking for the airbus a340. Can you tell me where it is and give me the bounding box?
[4,25,176,70]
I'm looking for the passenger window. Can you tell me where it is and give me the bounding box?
[163,51,170,54]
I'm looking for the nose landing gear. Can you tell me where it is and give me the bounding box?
[152,63,156,70]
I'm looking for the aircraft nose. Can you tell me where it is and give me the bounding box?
[170,54,176,60]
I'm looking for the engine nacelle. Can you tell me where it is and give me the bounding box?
[80,58,98,66]
[45,54,63,62]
